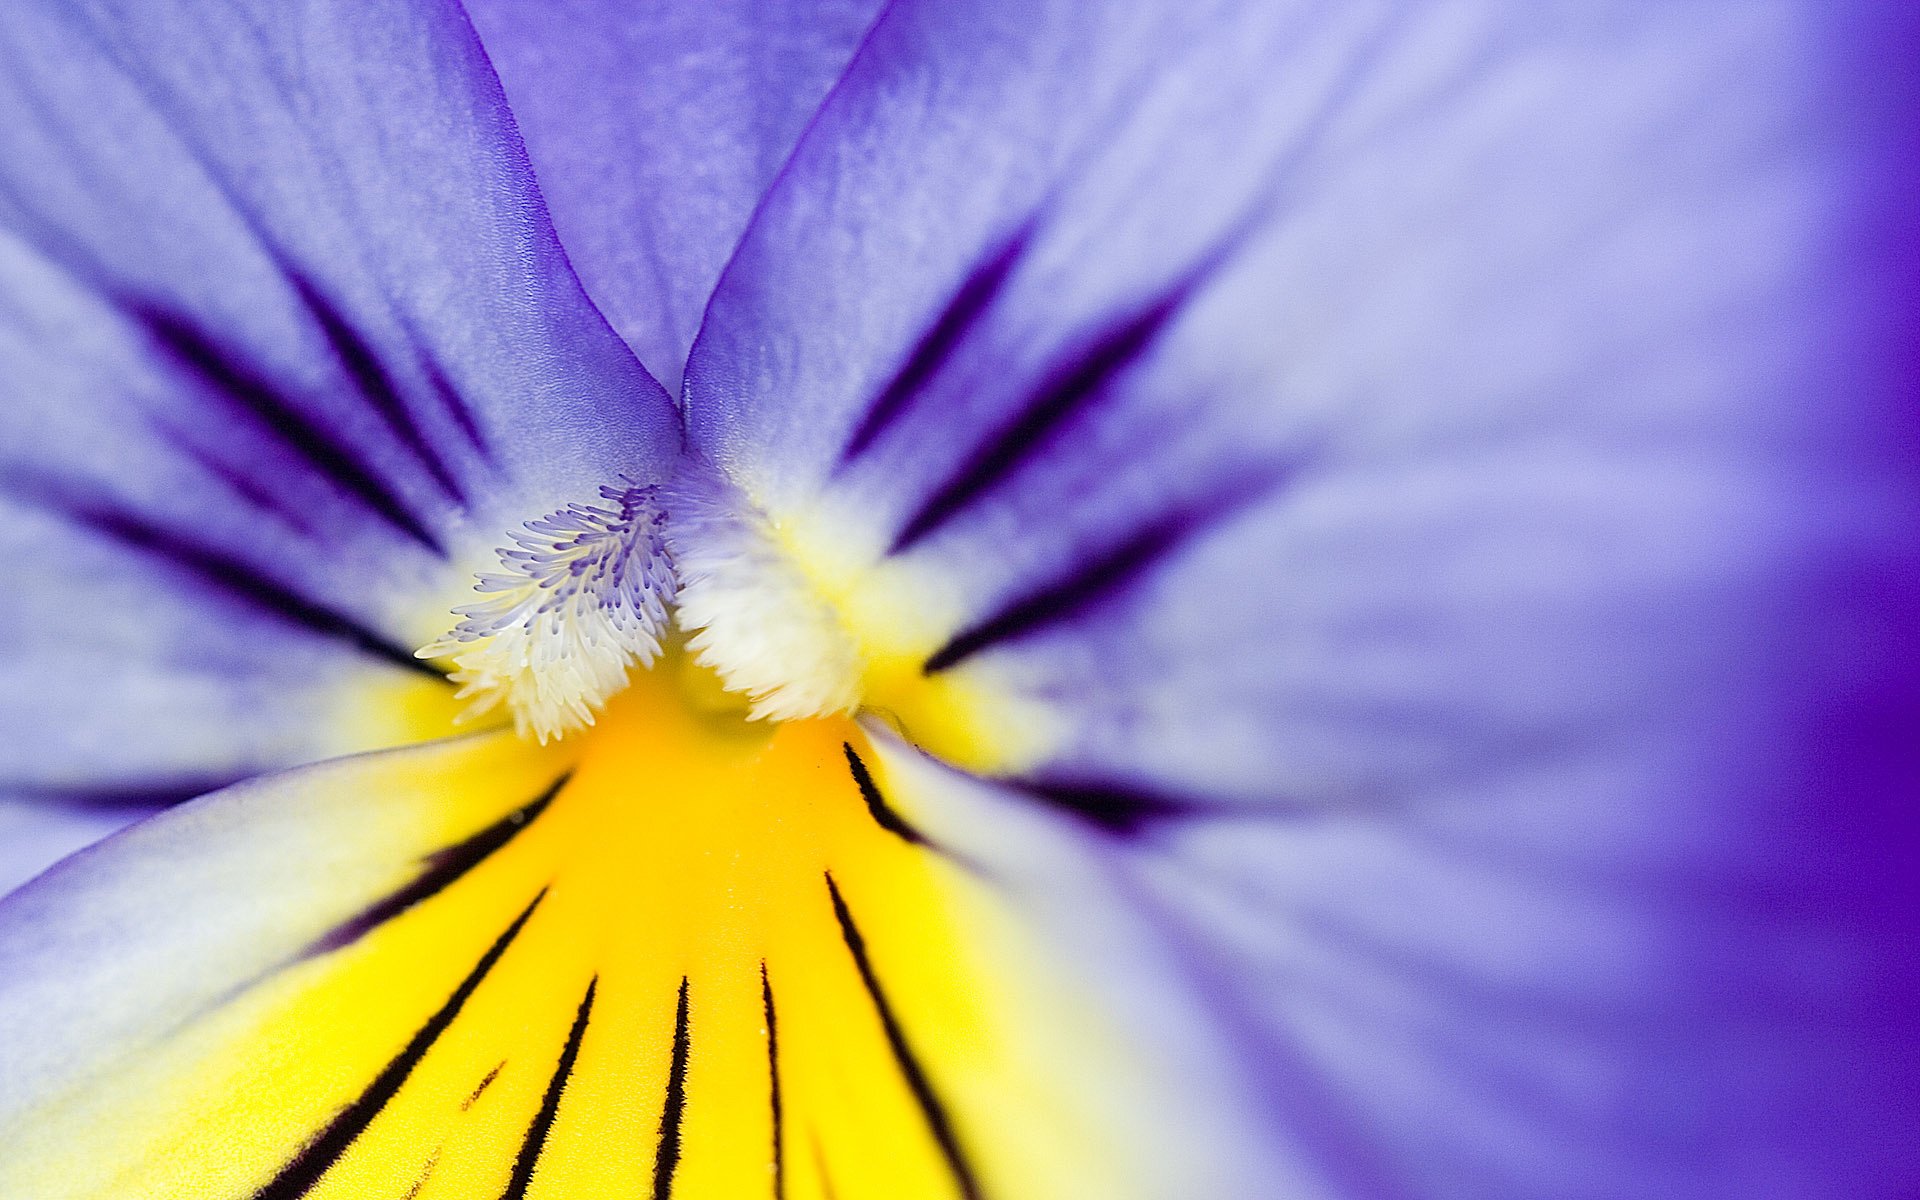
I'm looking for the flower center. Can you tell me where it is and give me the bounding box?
[423,465,1052,773]
[418,484,677,743]
[424,467,872,744]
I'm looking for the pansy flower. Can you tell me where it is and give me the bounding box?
[1,2,1915,1197]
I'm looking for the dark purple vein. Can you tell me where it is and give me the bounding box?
[127,299,445,555]
[762,963,785,1200]
[842,743,928,847]
[464,1062,506,1111]
[922,464,1288,676]
[891,285,1191,554]
[921,515,1182,675]
[421,357,492,463]
[841,227,1031,463]
[12,476,440,678]
[1003,777,1199,836]
[286,272,467,506]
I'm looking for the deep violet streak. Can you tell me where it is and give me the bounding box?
[840,226,1032,462]
[842,742,929,846]
[652,976,694,1200]
[890,284,1191,554]
[762,962,786,1200]
[128,299,448,555]
[9,473,443,679]
[285,271,470,507]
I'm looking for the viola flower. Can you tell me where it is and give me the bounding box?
[0,0,1915,1196]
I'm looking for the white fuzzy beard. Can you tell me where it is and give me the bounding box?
[418,484,676,743]
[660,463,864,722]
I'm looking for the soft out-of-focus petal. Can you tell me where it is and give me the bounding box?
[862,733,1323,1199]
[0,0,680,803]
[461,0,884,394]
[687,1,1919,811]
[1132,777,1919,1198]
[685,1,1920,1190]
[872,722,1920,1198]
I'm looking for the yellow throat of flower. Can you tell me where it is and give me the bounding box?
[8,482,1129,1200]
[25,645,1010,1200]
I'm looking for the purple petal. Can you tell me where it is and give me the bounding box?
[688,1,1920,1190]
[873,721,1920,1198]
[462,0,885,394]
[0,0,680,797]
[688,1,1918,809]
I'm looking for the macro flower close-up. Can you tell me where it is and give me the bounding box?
[0,1,1916,1197]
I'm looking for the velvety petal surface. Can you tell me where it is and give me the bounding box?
[461,0,885,394]
[682,1,1920,1193]
[0,0,680,805]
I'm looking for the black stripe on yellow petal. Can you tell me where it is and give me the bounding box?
[254,889,547,1200]
[463,1062,505,1112]
[825,873,983,1200]
[504,976,597,1200]
[761,963,786,1200]
[652,977,694,1200]
[307,773,569,957]
[843,743,929,848]
[402,1148,440,1200]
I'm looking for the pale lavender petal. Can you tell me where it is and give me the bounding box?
[0,801,155,900]
[689,2,1920,1192]
[0,0,680,800]
[462,0,884,393]
[690,1,1917,818]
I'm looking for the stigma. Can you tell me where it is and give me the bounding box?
[418,483,676,743]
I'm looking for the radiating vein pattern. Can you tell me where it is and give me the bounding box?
[253,892,549,1200]
[305,773,570,957]
[845,742,929,847]
[922,468,1286,674]
[761,964,786,1200]
[1,670,1004,1200]
[889,284,1191,555]
[283,271,469,509]
[840,226,1032,463]
[128,299,449,556]
[3,470,445,678]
